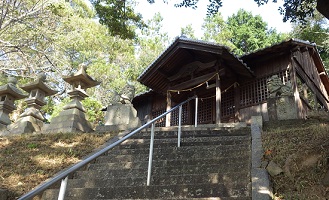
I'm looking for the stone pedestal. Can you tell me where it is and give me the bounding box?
[8,73,57,134]
[268,95,298,120]
[0,77,27,129]
[8,115,44,134]
[96,104,141,132]
[43,65,100,133]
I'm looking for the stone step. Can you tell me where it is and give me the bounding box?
[42,183,250,199]
[87,198,251,200]
[108,143,250,156]
[117,136,250,149]
[97,147,250,163]
[132,128,251,139]
[89,155,250,171]
[67,172,250,188]
[74,162,250,179]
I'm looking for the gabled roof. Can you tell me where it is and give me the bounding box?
[138,36,254,93]
[317,0,329,19]
[241,39,318,61]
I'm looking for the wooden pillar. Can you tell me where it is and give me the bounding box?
[234,82,240,122]
[215,74,221,124]
[289,61,302,118]
[165,91,171,127]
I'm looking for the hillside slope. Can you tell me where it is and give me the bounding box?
[263,119,329,199]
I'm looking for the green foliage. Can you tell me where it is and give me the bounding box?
[202,13,234,49]
[27,143,38,149]
[41,97,56,122]
[202,9,289,56]
[226,9,288,55]
[49,97,104,126]
[49,97,71,121]
[255,0,317,23]
[134,13,169,94]
[149,0,319,23]
[181,24,197,39]
[92,0,146,39]
[82,97,104,126]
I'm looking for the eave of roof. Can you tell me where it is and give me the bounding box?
[241,38,317,61]
[137,36,254,83]
[317,0,329,19]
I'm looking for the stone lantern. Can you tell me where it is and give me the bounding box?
[0,77,27,126]
[43,65,100,133]
[9,73,57,134]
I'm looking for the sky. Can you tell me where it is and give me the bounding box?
[135,0,293,39]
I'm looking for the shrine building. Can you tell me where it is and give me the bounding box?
[132,37,329,126]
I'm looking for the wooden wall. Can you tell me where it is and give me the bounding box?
[291,48,329,111]
[239,102,269,123]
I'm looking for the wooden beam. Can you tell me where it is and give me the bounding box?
[168,60,217,81]
[169,69,225,91]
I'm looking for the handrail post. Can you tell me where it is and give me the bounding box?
[58,176,68,200]
[195,97,198,127]
[147,123,155,186]
[178,105,182,147]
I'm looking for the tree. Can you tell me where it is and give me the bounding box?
[292,11,329,69]
[202,13,234,49]
[146,0,321,23]
[206,9,288,56]
[133,13,170,93]
[92,0,146,39]
[0,0,141,122]
[0,0,61,82]
[181,24,197,40]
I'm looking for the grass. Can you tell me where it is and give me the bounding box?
[0,132,114,200]
[263,119,329,199]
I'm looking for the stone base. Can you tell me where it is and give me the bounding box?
[0,188,8,200]
[96,104,141,133]
[7,116,44,134]
[0,124,10,136]
[104,104,140,125]
[43,108,94,133]
[268,96,298,120]
[96,117,141,133]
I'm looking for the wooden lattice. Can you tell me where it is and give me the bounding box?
[240,70,290,107]
[221,88,235,118]
[171,103,189,126]
[198,97,214,124]
[151,108,166,127]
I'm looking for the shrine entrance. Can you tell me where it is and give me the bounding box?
[137,37,254,127]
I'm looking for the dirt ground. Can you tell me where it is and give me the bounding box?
[0,132,113,200]
[263,119,329,199]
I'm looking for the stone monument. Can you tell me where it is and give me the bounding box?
[8,73,57,134]
[0,77,27,131]
[267,75,298,120]
[43,65,100,133]
[96,83,141,132]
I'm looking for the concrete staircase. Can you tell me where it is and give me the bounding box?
[42,126,252,199]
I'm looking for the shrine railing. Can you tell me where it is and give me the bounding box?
[18,95,197,200]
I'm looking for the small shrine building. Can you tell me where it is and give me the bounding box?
[132,37,329,126]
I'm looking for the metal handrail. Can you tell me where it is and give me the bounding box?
[18,95,197,200]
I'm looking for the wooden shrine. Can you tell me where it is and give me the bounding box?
[133,37,329,126]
